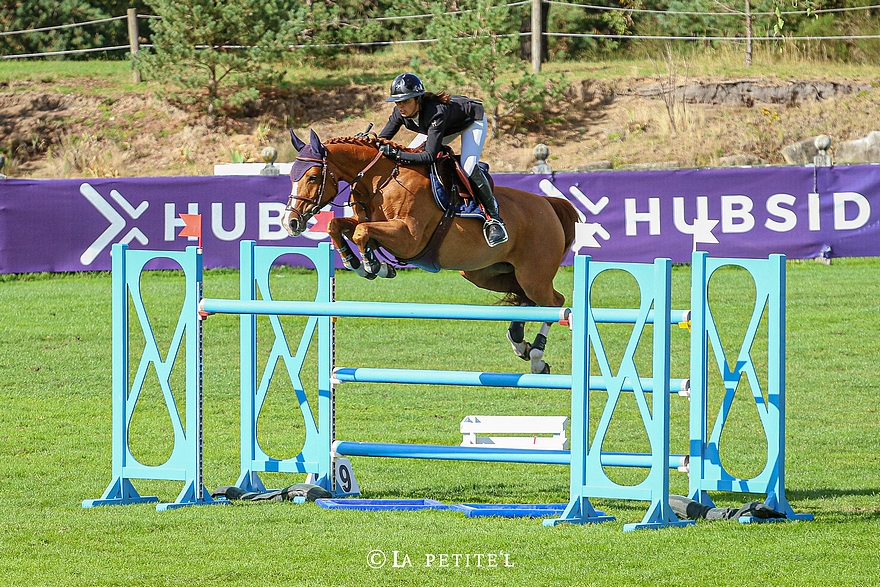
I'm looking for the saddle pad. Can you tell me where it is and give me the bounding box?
[429,166,485,219]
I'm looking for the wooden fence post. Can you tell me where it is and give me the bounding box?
[531,0,542,73]
[127,8,141,83]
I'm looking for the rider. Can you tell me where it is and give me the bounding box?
[376,72,509,247]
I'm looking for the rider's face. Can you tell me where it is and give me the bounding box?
[397,98,419,118]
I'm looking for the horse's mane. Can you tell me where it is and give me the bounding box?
[324,135,419,154]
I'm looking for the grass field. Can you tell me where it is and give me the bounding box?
[1,256,879,586]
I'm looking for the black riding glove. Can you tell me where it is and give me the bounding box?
[378,143,400,161]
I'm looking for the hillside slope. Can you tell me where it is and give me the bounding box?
[2,74,878,179]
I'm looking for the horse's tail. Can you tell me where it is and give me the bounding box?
[547,196,579,252]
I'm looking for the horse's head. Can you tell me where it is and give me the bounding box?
[283,129,339,237]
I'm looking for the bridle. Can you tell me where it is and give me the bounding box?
[285,152,339,230]
[286,142,398,232]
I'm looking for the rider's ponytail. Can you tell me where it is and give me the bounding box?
[421,91,451,104]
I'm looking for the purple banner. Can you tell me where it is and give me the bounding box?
[502,165,880,263]
[1,166,878,273]
[1,176,296,273]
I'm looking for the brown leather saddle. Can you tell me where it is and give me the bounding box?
[434,146,494,203]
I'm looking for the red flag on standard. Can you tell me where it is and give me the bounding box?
[179,213,203,248]
[179,214,202,238]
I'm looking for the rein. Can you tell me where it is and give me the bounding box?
[346,149,398,209]
[290,144,398,216]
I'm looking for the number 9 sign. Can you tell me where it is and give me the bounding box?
[335,458,360,496]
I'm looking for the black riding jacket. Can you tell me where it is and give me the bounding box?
[378,96,485,166]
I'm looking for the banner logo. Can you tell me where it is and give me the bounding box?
[80,183,149,265]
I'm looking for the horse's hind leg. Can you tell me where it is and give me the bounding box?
[506,316,550,373]
[461,268,551,374]
[503,265,567,375]
[527,322,552,374]
[507,318,529,360]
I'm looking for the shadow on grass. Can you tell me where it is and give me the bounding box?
[359,479,571,505]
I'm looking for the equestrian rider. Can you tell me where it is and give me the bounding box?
[376,72,509,247]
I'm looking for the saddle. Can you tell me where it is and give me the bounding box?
[430,147,494,218]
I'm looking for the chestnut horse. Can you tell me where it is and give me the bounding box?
[282,129,578,374]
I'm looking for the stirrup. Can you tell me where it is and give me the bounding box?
[483,219,508,247]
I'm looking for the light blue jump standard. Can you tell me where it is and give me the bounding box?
[233,240,336,494]
[688,252,812,522]
[82,245,222,511]
[544,256,694,531]
[86,241,811,526]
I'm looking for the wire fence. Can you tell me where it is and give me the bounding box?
[2,2,880,61]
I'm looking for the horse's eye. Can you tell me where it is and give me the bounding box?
[307,174,319,183]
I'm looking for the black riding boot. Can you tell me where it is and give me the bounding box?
[469,166,508,247]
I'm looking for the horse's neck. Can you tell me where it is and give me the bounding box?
[327,143,379,180]
[328,142,429,204]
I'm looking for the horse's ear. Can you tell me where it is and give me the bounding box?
[309,129,326,156]
[289,129,306,152]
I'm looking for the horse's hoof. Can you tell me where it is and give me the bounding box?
[378,264,396,279]
[531,362,550,375]
[507,332,531,361]
[529,347,548,374]
[353,264,375,279]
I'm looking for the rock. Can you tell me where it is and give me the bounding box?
[718,154,766,167]
[835,131,880,163]
[616,161,679,171]
[573,160,613,171]
[636,80,873,107]
[781,137,822,165]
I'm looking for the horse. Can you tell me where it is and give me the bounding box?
[282,129,579,374]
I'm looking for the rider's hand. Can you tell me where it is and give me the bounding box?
[378,143,400,161]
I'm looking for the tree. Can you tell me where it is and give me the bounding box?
[424,0,565,136]
[136,0,291,118]
[0,0,108,56]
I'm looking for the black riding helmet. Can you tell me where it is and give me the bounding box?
[385,73,425,102]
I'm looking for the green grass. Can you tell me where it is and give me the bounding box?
[1,258,879,586]
[0,59,150,95]
[5,41,880,94]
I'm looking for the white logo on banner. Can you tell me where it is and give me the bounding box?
[538,179,611,251]
[80,183,149,265]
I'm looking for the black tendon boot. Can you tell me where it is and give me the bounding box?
[469,166,508,247]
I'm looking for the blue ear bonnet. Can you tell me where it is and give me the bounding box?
[290,145,322,182]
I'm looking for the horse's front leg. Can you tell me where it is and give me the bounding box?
[328,217,361,271]
[348,221,402,280]
[328,217,395,279]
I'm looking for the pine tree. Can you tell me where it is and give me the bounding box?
[424,0,565,136]
[0,0,107,56]
[137,0,290,118]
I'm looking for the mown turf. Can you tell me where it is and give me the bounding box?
[1,258,878,586]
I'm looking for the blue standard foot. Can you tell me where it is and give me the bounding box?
[623,519,696,531]
[542,511,615,526]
